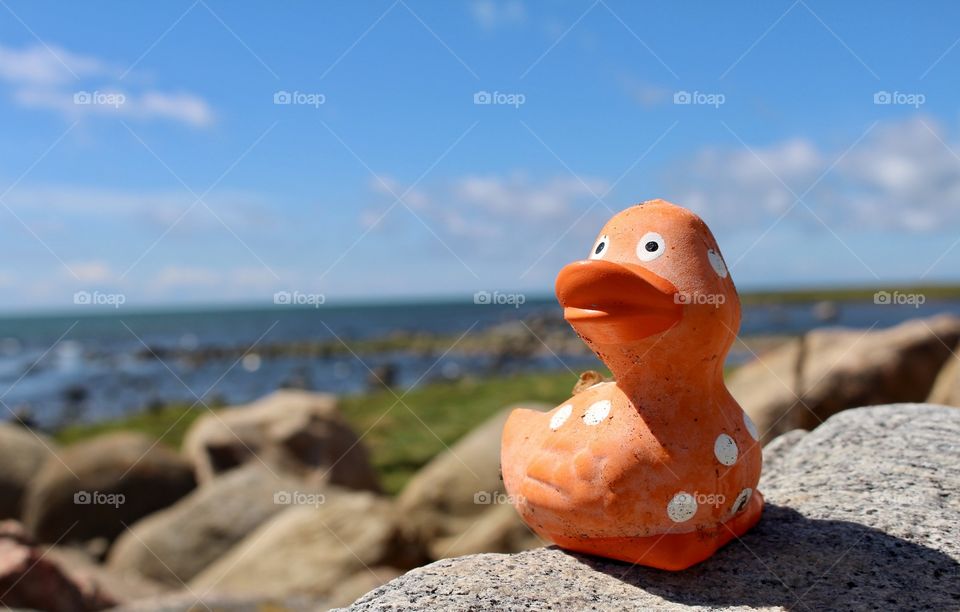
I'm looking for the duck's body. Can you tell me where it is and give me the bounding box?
[501,199,763,571]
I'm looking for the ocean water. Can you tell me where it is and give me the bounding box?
[0,297,957,428]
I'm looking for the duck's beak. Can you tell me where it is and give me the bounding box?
[555,259,682,343]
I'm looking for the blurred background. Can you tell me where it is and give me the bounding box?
[2,2,960,610]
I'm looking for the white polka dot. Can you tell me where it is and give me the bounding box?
[549,404,573,430]
[582,400,611,425]
[730,488,752,515]
[707,249,728,278]
[667,492,698,523]
[743,411,759,441]
[714,433,739,466]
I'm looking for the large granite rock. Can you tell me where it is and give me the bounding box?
[343,404,960,611]
[189,488,423,598]
[182,390,380,491]
[729,315,960,444]
[396,404,549,559]
[107,464,303,586]
[22,432,196,544]
[0,424,56,519]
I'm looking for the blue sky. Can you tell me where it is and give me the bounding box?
[2,0,960,310]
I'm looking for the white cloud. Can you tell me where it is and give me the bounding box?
[147,266,284,299]
[365,172,608,242]
[13,88,214,127]
[356,172,612,285]
[470,0,526,29]
[453,174,604,221]
[137,91,215,127]
[836,118,960,232]
[665,117,960,233]
[0,44,111,85]
[67,260,115,283]
[4,185,271,231]
[154,266,220,288]
[619,75,671,108]
[0,43,214,127]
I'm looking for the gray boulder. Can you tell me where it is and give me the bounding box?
[729,315,960,444]
[190,488,423,598]
[182,390,380,492]
[107,464,303,586]
[396,404,549,559]
[343,404,960,611]
[111,592,325,611]
[23,432,195,544]
[0,424,56,519]
[928,343,960,406]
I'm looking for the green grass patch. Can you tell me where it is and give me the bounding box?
[343,371,580,493]
[55,403,206,448]
[53,370,582,495]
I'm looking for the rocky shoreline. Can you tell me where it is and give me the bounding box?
[1,314,959,611]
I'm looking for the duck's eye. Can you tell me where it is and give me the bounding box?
[636,232,665,262]
[590,235,609,260]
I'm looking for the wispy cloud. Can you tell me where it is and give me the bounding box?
[619,75,672,108]
[0,44,112,85]
[13,88,214,127]
[358,172,610,284]
[67,260,115,283]
[3,185,274,232]
[470,0,526,30]
[665,117,960,234]
[364,172,607,243]
[0,43,214,127]
[147,266,285,298]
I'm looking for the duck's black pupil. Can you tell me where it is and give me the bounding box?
[645,241,659,252]
[595,242,605,255]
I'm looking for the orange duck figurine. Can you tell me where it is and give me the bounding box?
[501,199,763,571]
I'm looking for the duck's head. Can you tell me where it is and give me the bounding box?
[556,199,740,375]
